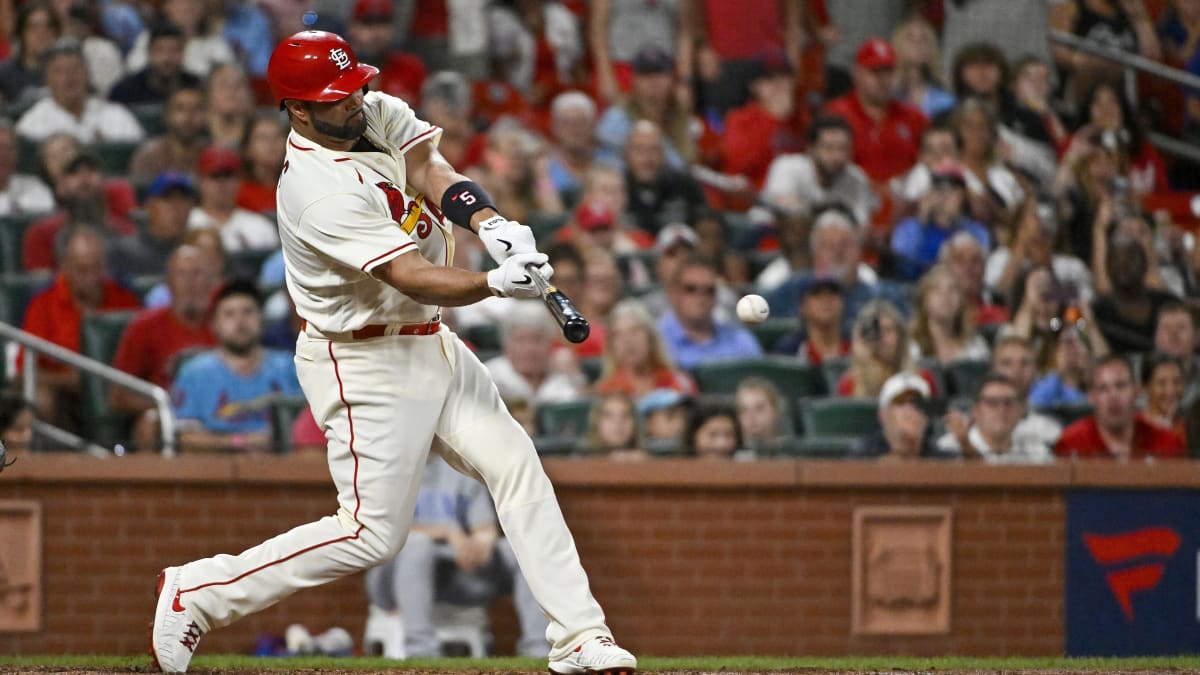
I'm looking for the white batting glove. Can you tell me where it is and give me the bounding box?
[486,252,554,298]
[478,215,537,265]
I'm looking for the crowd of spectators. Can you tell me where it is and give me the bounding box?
[1,0,1200,463]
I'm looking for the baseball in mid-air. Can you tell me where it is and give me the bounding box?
[736,294,770,324]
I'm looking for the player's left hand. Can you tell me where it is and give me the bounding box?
[477,215,537,264]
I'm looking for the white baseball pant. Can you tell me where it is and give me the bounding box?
[172,327,611,660]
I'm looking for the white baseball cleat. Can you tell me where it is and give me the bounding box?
[150,566,204,674]
[548,635,638,675]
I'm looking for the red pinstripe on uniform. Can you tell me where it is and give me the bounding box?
[178,343,363,597]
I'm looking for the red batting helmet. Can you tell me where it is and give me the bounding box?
[267,31,379,105]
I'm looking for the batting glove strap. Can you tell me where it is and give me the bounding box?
[486,252,549,298]
[478,217,538,265]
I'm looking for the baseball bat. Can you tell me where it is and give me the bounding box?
[525,264,590,344]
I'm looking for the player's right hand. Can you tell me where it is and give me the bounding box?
[486,252,552,298]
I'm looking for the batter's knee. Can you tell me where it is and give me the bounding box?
[356,519,411,567]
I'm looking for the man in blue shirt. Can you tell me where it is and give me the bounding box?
[890,161,990,281]
[172,279,300,453]
[658,256,762,371]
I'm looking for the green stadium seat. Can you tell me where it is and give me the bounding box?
[534,436,578,456]
[943,359,991,399]
[643,437,682,457]
[129,102,166,137]
[692,356,826,398]
[464,323,502,352]
[579,356,603,383]
[79,310,138,447]
[225,248,276,280]
[270,395,309,454]
[0,213,45,273]
[821,357,850,393]
[748,317,800,351]
[129,275,163,301]
[0,271,52,325]
[1034,403,1094,427]
[15,135,41,175]
[797,397,880,437]
[772,434,856,458]
[524,212,569,242]
[90,141,141,175]
[537,398,592,438]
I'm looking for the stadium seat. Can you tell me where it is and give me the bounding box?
[943,359,991,399]
[225,248,275,280]
[129,275,163,301]
[579,356,603,383]
[0,271,52,325]
[692,356,826,398]
[643,437,682,457]
[524,211,569,242]
[464,323,502,353]
[537,398,592,438]
[748,317,800,351]
[797,397,880,437]
[772,434,856,458]
[129,102,166,136]
[0,213,45,273]
[79,310,138,447]
[15,135,40,175]
[269,395,309,454]
[821,357,850,393]
[90,141,141,175]
[533,436,578,456]
[1034,403,1094,427]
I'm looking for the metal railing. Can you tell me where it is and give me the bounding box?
[1048,29,1200,164]
[0,322,177,456]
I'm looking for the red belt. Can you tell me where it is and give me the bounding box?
[300,319,441,340]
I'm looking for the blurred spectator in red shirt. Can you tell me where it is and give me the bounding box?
[347,0,427,107]
[110,243,220,450]
[21,226,140,429]
[418,72,482,171]
[129,85,206,184]
[824,38,928,183]
[24,149,136,271]
[721,49,810,188]
[235,113,287,215]
[693,0,806,115]
[1055,354,1186,459]
[595,299,695,398]
[488,0,585,111]
[589,0,694,104]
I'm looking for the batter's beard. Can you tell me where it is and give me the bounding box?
[312,111,367,141]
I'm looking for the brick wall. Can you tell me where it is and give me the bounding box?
[3,456,1195,657]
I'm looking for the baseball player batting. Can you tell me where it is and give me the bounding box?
[150,31,636,675]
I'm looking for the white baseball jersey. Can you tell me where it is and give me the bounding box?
[276,91,452,334]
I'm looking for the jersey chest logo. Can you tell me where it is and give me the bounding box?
[375,181,440,240]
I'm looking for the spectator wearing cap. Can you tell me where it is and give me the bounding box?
[0,3,61,108]
[0,119,55,217]
[20,226,140,430]
[850,371,948,460]
[346,0,427,105]
[760,116,879,227]
[172,280,300,454]
[189,146,278,254]
[721,48,810,189]
[558,198,652,255]
[595,300,695,399]
[111,243,219,450]
[622,120,713,236]
[546,91,603,206]
[111,172,196,277]
[641,223,740,323]
[485,300,587,407]
[937,374,1053,463]
[109,22,201,104]
[1055,355,1185,460]
[763,208,910,332]
[890,160,991,281]
[589,0,693,103]
[15,39,144,143]
[23,148,138,271]
[772,275,850,365]
[823,37,927,183]
[595,45,696,170]
[637,388,692,450]
[129,86,207,184]
[659,256,762,371]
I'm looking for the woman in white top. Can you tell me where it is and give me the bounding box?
[124,0,233,77]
